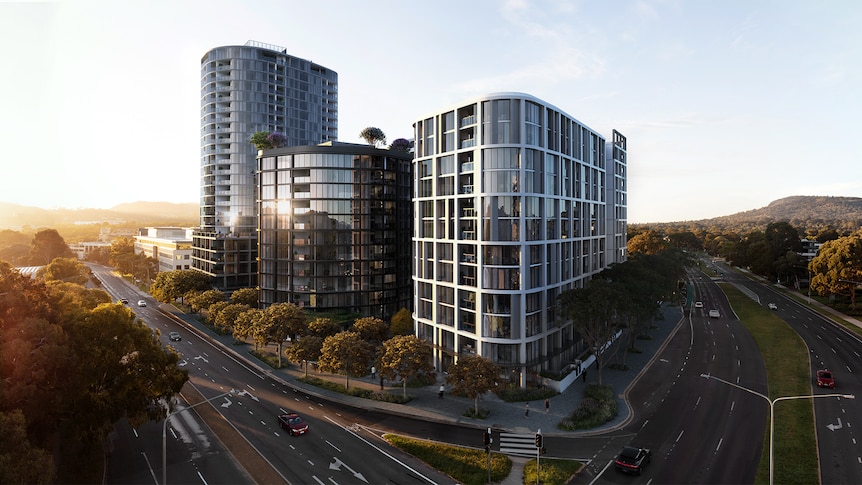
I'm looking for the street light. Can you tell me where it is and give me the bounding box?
[700,373,853,485]
[162,388,237,485]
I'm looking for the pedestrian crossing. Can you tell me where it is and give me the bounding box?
[498,432,538,456]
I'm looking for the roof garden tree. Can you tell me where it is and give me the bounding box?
[318,331,374,389]
[250,131,287,150]
[445,355,500,416]
[389,138,412,152]
[378,335,435,399]
[359,127,386,148]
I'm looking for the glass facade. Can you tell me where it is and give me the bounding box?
[194,41,338,291]
[257,143,412,320]
[412,93,627,388]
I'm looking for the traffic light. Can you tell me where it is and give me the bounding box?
[535,433,543,448]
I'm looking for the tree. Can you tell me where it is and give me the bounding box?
[233,308,263,349]
[37,257,89,285]
[64,303,188,441]
[187,289,226,313]
[205,300,231,326]
[377,335,435,398]
[230,287,258,307]
[359,127,386,147]
[250,131,287,150]
[214,303,250,333]
[150,269,211,304]
[445,355,500,415]
[351,316,389,344]
[809,230,862,309]
[318,331,374,389]
[389,307,414,336]
[389,138,412,152]
[559,278,625,385]
[28,229,73,265]
[0,410,55,484]
[285,335,324,377]
[262,303,306,367]
[627,229,669,256]
[307,317,341,338]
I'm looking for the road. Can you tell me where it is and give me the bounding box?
[94,265,452,485]
[724,264,862,484]
[578,268,768,484]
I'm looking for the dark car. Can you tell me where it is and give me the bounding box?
[615,446,651,475]
[277,413,309,436]
[816,369,835,388]
[120,298,129,304]
[168,332,181,342]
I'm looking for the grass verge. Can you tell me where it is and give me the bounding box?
[720,284,818,485]
[384,435,511,485]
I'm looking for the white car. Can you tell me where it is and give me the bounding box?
[768,303,778,310]
[137,300,147,307]
[708,309,720,318]
[694,301,704,309]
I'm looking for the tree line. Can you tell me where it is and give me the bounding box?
[0,260,188,483]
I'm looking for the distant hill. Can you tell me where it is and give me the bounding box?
[0,201,199,230]
[640,196,862,235]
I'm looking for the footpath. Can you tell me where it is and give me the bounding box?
[158,303,686,485]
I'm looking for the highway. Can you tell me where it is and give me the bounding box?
[93,265,452,485]
[723,263,862,484]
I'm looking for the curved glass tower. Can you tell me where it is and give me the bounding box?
[194,41,338,290]
[256,143,412,319]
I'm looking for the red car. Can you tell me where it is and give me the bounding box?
[816,369,835,388]
[277,413,309,436]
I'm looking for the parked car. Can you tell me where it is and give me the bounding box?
[168,332,181,342]
[277,413,309,436]
[768,302,778,310]
[694,301,704,309]
[816,369,835,388]
[137,300,147,307]
[708,309,720,318]
[614,446,651,475]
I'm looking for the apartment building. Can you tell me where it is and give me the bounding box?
[193,41,338,291]
[256,142,412,319]
[412,92,627,388]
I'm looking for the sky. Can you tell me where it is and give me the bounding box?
[1,0,860,223]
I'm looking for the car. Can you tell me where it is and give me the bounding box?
[816,369,835,388]
[120,298,129,304]
[168,332,181,342]
[137,300,147,307]
[614,446,651,475]
[277,413,309,436]
[694,301,704,309]
[768,302,778,310]
[708,309,720,318]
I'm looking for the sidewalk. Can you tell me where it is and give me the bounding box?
[160,303,684,483]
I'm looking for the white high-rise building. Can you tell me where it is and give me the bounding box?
[193,41,338,290]
[412,93,627,388]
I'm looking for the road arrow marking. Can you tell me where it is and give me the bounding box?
[329,457,368,483]
[193,355,209,364]
[827,418,843,431]
[221,398,232,408]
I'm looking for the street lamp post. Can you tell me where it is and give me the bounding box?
[162,389,237,485]
[700,373,853,485]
